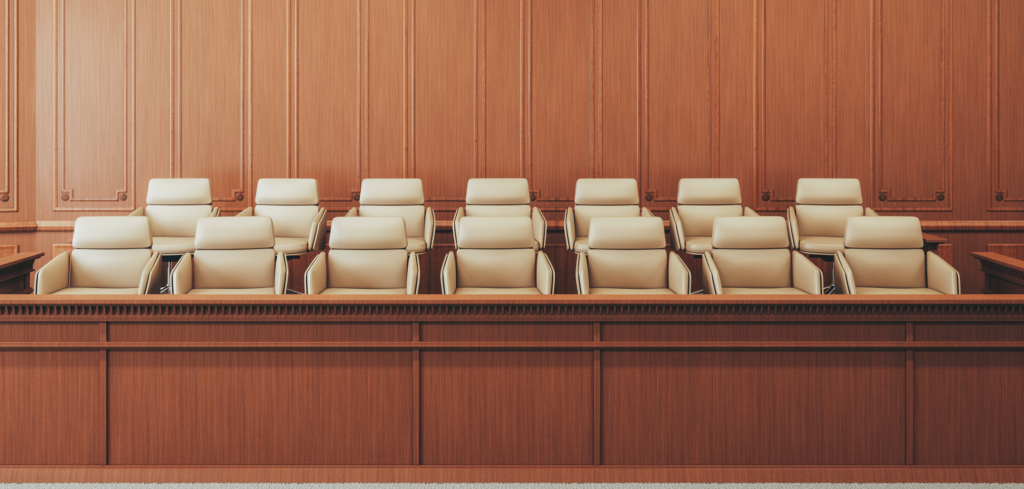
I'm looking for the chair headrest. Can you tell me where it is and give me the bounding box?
[588,217,666,249]
[844,216,923,249]
[465,178,531,205]
[255,179,319,205]
[677,178,742,205]
[712,216,791,249]
[457,217,534,249]
[146,178,213,205]
[795,178,863,205]
[329,217,408,250]
[359,178,425,205]
[72,217,152,249]
[574,179,639,205]
[194,217,275,250]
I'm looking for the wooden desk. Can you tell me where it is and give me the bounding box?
[0,295,1022,483]
[0,252,43,294]
[973,252,1024,294]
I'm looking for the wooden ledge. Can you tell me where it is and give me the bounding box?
[973,251,1024,274]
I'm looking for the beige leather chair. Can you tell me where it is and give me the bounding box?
[786,178,878,257]
[237,179,327,256]
[345,178,435,254]
[34,217,162,295]
[576,217,689,294]
[453,178,546,250]
[565,178,653,254]
[129,178,219,256]
[703,216,823,295]
[169,217,287,295]
[304,217,420,295]
[441,217,554,295]
[669,178,758,255]
[835,216,960,295]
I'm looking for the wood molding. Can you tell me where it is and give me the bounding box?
[920,220,1024,231]
[0,0,16,212]
[989,0,1024,210]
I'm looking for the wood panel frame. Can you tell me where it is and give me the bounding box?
[0,0,16,212]
[988,0,1024,211]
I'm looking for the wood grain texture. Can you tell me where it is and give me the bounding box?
[0,244,16,257]
[0,0,15,212]
[991,0,1024,210]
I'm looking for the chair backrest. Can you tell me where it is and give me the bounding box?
[193,217,276,290]
[843,216,926,288]
[573,178,640,236]
[455,217,536,288]
[358,178,426,239]
[144,178,214,237]
[69,216,154,289]
[253,178,320,238]
[710,216,792,289]
[676,178,744,238]
[464,178,532,217]
[586,217,667,289]
[328,217,409,290]
[794,178,865,238]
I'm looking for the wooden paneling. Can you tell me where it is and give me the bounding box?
[991,0,1024,210]
[988,243,1024,260]
[481,0,524,179]
[0,0,14,212]
[0,244,16,257]
[108,350,413,465]
[600,0,639,181]
[367,0,405,179]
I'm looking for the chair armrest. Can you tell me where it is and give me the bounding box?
[532,207,548,249]
[668,252,691,294]
[129,207,144,217]
[452,207,465,248]
[536,251,555,295]
[440,251,456,295]
[927,251,961,294]
[308,207,328,251]
[640,207,654,218]
[424,207,436,250]
[236,207,253,217]
[564,208,576,251]
[792,250,824,295]
[274,252,288,294]
[744,207,760,217]
[668,207,684,251]
[304,252,327,295]
[407,252,421,294]
[865,207,880,217]
[834,251,856,294]
[786,206,799,248]
[35,251,71,295]
[139,252,162,294]
[345,207,358,217]
[702,252,722,295]
[170,252,193,295]
[576,252,590,294]
[211,207,221,217]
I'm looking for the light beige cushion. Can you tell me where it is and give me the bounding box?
[799,236,846,254]
[69,249,153,288]
[465,178,531,205]
[710,249,792,289]
[273,237,310,254]
[677,178,742,205]
[359,178,425,205]
[457,217,534,249]
[151,236,197,254]
[712,216,790,249]
[721,287,807,295]
[454,287,540,295]
[255,178,319,205]
[574,179,640,205]
[587,249,669,289]
[455,249,536,288]
[796,205,864,238]
[573,237,591,254]
[255,205,320,238]
[843,249,926,289]
[53,287,140,295]
[72,217,152,249]
[188,288,277,295]
[146,178,213,205]
[573,205,641,236]
[146,205,213,237]
[193,249,276,289]
[795,178,863,205]
[322,288,408,295]
[328,249,408,289]
[590,288,675,295]
[406,237,427,254]
[678,204,743,238]
[844,216,923,249]
[465,204,532,217]
[684,237,714,254]
[330,217,408,250]
[356,205,425,238]
[855,287,942,295]
[194,217,275,250]
[588,217,666,249]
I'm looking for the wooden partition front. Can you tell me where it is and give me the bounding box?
[1,295,1023,483]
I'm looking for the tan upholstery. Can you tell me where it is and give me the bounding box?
[136,178,218,255]
[565,179,643,253]
[787,178,873,256]
[835,216,959,295]
[347,178,435,254]
[669,178,759,255]
[304,217,419,295]
[441,217,554,295]
[35,216,161,295]
[703,216,821,295]
[245,179,327,255]
[455,178,546,250]
[170,217,287,295]
[576,217,689,294]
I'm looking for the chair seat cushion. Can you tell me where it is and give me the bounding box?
[52,287,139,295]
[454,287,541,295]
[274,237,309,254]
[322,288,407,295]
[152,236,197,254]
[573,237,590,253]
[187,287,277,295]
[721,287,808,295]
[590,288,676,295]
[799,236,845,254]
[684,236,713,254]
[855,287,942,295]
[406,237,427,254]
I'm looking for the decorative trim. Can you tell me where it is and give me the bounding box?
[988,0,1024,210]
[0,0,17,212]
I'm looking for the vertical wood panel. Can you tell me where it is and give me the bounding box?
[717,0,756,203]
[482,0,523,179]
[600,0,638,181]
[367,0,406,179]
[991,0,1024,210]
[135,0,172,196]
[0,0,15,212]
[833,0,872,186]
